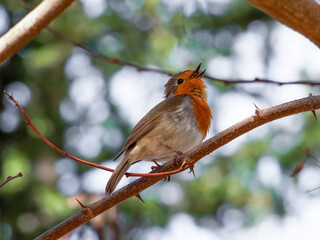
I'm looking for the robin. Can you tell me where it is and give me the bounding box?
[105,63,212,194]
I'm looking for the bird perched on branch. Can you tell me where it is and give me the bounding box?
[105,63,212,194]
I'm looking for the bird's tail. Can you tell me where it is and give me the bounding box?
[105,159,131,195]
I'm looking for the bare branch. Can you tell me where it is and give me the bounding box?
[46,26,320,86]
[3,0,320,86]
[0,173,23,189]
[0,0,75,64]
[3,90,188,178]
[247,0,320,48]
[3,90,115,173]
[36,94,320,239]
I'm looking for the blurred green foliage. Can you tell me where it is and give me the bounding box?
[0,0,319,239]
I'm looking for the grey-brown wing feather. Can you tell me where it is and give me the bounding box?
[113,95,189,160]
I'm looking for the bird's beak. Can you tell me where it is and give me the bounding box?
[194,63,202,76]
[192,63,206,78]
[197,69,206,78]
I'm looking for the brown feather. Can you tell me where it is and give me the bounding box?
[106,151,132,194]
[113,95,188,160]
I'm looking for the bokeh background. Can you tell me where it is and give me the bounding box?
[1,0,320,239]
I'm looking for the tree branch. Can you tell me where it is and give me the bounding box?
[0,172,23,189]
[2,0,320,85]
[3,90,189,178]
[36,94,320,239]
[0,0,75,64]
[46,26,320,86]
[247,0,320,48]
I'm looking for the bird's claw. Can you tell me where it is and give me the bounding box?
[151,160,161,171]
[173,151,183,165]
[163,175,171,182]
[152,160,171,181]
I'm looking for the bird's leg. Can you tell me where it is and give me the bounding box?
[172,150,183,165]
[159,143,183,165]
[157,144,195,178]
[151,160,170,182]
[151,160,161,171]
[150,145,185,182]
[159,144,186,181]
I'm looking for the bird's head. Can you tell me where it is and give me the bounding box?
[164,63,207,101]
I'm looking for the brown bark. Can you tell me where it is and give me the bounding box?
[0,0,75,64]
[35,94,320,240]
[247,0,320,48]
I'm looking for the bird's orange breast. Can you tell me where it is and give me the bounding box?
[191,96,212,139]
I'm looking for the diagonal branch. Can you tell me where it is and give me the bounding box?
[0,0,75,64]
[247,0,320,48]
[36,94,320,240]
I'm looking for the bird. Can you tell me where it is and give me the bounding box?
[105,63,212,194]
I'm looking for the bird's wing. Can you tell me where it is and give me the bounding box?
[113,94,190,160]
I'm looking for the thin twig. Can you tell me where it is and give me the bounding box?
[0,172,23,189]
[3,90,186,178]
[306,185,320,193]
[3,90,113,172]
[299,147,320,168]
[16,0,320,86]
[45,27,320,86]
[46,26,172,75]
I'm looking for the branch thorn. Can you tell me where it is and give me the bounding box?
[311,110,317,120]
[253,103,263,116]
[75,198,94,217]
[290,160,306,177]
[188,165,196,178]
[135,193,145,203]
[308,94,317,120]
[253,102,260,109]
[75,198,86,209]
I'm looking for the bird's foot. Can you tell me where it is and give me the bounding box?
[160,144,183,164]
[151,160,161,171]
[151,160,171,182]
[172,150,183,165]
[163,175,171,182]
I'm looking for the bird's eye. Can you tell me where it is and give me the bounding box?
[177,78,184,84]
